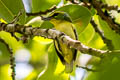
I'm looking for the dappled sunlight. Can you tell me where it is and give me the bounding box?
[0,64,12,80]
[15,49,33,80]
[33,36,53,44]
[16,63,33,79]
[79,54,92,67]
[15,49,31,62]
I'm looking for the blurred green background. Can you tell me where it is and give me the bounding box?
[0,0,120,80]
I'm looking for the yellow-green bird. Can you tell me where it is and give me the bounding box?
[44,11,78,73]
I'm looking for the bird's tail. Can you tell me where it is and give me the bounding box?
[65,61,73,73]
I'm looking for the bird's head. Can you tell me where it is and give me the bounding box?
[43,11,72,22]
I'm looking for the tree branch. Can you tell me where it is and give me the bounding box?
[90,19,114,50]
[26,6,57,16]
[1,23,120,58]
[0,38,16,80]
[100,3,120,12]
[66,0,79,4]
[79,1,114,50]
[90,0,120,34]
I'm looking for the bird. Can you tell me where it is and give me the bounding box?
[44,11,78,73]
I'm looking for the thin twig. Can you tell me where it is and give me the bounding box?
[11,9,24,24]
[0,38,16,80]
[66,0,79,4]
[10,9,24,41]
[26,6,57,16]
[90,0,120,34]
[76,65,97,72]
[100,3,120,12]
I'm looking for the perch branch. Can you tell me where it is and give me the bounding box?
[1,23,120,58]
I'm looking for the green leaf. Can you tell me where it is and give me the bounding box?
[26,17,54,29]
[78,23,95,45]
[84,16,120,80]
[0,0,26,24]
[32,0,61,13]
[26,16,43,27]
[88,33,106,49]
[56,4,92,34]
[40,21,54,29]
[0,31,22,53]
[28,36,52,62]
[0,41,10,66]
[98,16,120,49]
[84,57,120,80]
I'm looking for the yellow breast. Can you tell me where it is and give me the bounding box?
[50,19,76,40]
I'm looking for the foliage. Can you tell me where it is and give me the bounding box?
[0,0,120,80]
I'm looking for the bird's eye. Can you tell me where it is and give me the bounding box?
[49,13,59,19]
[52,13,59,17]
